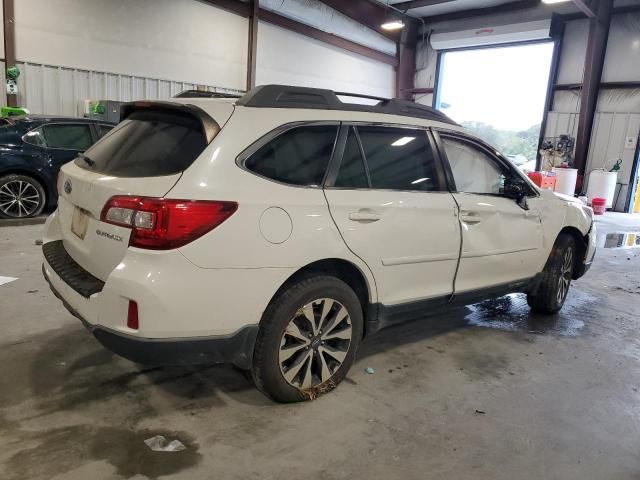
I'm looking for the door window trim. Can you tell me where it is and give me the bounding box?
[236,121,341,189]
[432,128,539,198]
[324,122,449,193]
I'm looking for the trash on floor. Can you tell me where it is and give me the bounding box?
[365,367,375,374]
[144,435,187,452]
[0,276,17,286]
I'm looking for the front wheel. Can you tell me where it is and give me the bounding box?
[0,174,46,219]
[527,234,576,314]
[251,276,363,403]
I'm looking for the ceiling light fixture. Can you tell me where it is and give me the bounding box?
[541,0,571,4]
[381,0,405,31]
[391,136,415,146]
[381,19,405,30]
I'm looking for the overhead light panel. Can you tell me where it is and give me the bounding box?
[391,136,415,146]
[411,177,430,185]
[541,0,571,3]
[381,19,404,30]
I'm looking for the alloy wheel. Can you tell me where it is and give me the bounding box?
[278,298,353,389]
[0,180,42,218]
[557,246,574,304]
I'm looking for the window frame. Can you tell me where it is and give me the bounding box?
[324,122,449,193]
[26,122,95,151]
[236,121,341,189]
[432,128,539,198]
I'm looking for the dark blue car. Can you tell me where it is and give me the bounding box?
[0,116,114,219]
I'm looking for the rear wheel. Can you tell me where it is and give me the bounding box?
[252,276,363,403]
[527,234,576,314]
[0,174,46,219]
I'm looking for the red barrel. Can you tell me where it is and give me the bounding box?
[592,197,606,215]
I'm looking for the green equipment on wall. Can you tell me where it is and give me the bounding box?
[1,106,29,118]
[6,65,20,80]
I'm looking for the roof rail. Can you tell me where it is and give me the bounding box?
[174,89,243,99]
[235,85,458,125]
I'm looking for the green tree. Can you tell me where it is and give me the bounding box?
[461,121,541,161]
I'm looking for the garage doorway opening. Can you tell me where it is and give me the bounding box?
[435,42,554,171]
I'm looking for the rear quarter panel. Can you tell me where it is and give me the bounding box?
[168,107,380,303]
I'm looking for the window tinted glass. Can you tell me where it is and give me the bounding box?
[442,136,505,194]
[97,124,114,138]
[335,128,368,188]
[246,125,337,186]
[76,110,208,177]
[43,124,93,150]
[357,126,437,191]
[23,127,47,147]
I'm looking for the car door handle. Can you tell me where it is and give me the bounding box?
[460,212,482,224]
[348,210,381,223]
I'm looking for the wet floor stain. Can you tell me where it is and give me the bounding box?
[465,292,591,337]
[4,426,201,480]
[597,232,640,248]
[454,349,510,380]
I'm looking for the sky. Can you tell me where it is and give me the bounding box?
[437,42,554,132]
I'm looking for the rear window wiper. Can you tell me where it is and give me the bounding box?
[78,153,95,167]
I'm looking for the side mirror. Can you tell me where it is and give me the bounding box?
[503,177,530,210]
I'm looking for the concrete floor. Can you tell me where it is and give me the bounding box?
[1,215,639,480]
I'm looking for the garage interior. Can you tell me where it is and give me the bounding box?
[1,0,640,478]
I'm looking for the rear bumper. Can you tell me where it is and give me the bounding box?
[43,263,258,369]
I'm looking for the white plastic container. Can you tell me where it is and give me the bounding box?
[586,169,617,208]
[552,167,578,196]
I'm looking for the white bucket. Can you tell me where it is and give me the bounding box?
[552,167,578,196]
[586,169,617,208]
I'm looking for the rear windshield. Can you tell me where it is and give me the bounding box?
[75,110,208,177]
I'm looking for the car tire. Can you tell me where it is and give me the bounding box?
[527,233,576,314]
[0,174,46,219]
[251,275,363,403]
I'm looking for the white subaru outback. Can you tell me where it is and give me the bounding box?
[42,85,596,402]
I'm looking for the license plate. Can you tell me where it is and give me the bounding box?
[71,207,89,240]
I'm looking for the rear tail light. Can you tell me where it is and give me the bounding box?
[127,300,139,330]
[101,196,238,250]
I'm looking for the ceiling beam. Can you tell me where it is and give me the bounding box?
[393,0,457,11]
[199,0,251,17]
[316,0,400,40]
[422,0,541,23]
[259,9,398,66]
[199,0,397,67]
[571,0,597,18]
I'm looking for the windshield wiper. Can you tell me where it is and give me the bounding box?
[78,153,95,167]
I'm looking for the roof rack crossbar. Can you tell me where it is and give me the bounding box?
[236,85,458,126]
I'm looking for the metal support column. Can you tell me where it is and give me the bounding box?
[246,0,258,90]
[396,20,418,100]
[3,0,17,107]
[573,0,613,189]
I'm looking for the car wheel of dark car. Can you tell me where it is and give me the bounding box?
[0,174,46,219]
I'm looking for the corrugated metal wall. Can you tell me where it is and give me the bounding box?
[545,92,640,211]
[3,61,244,116]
